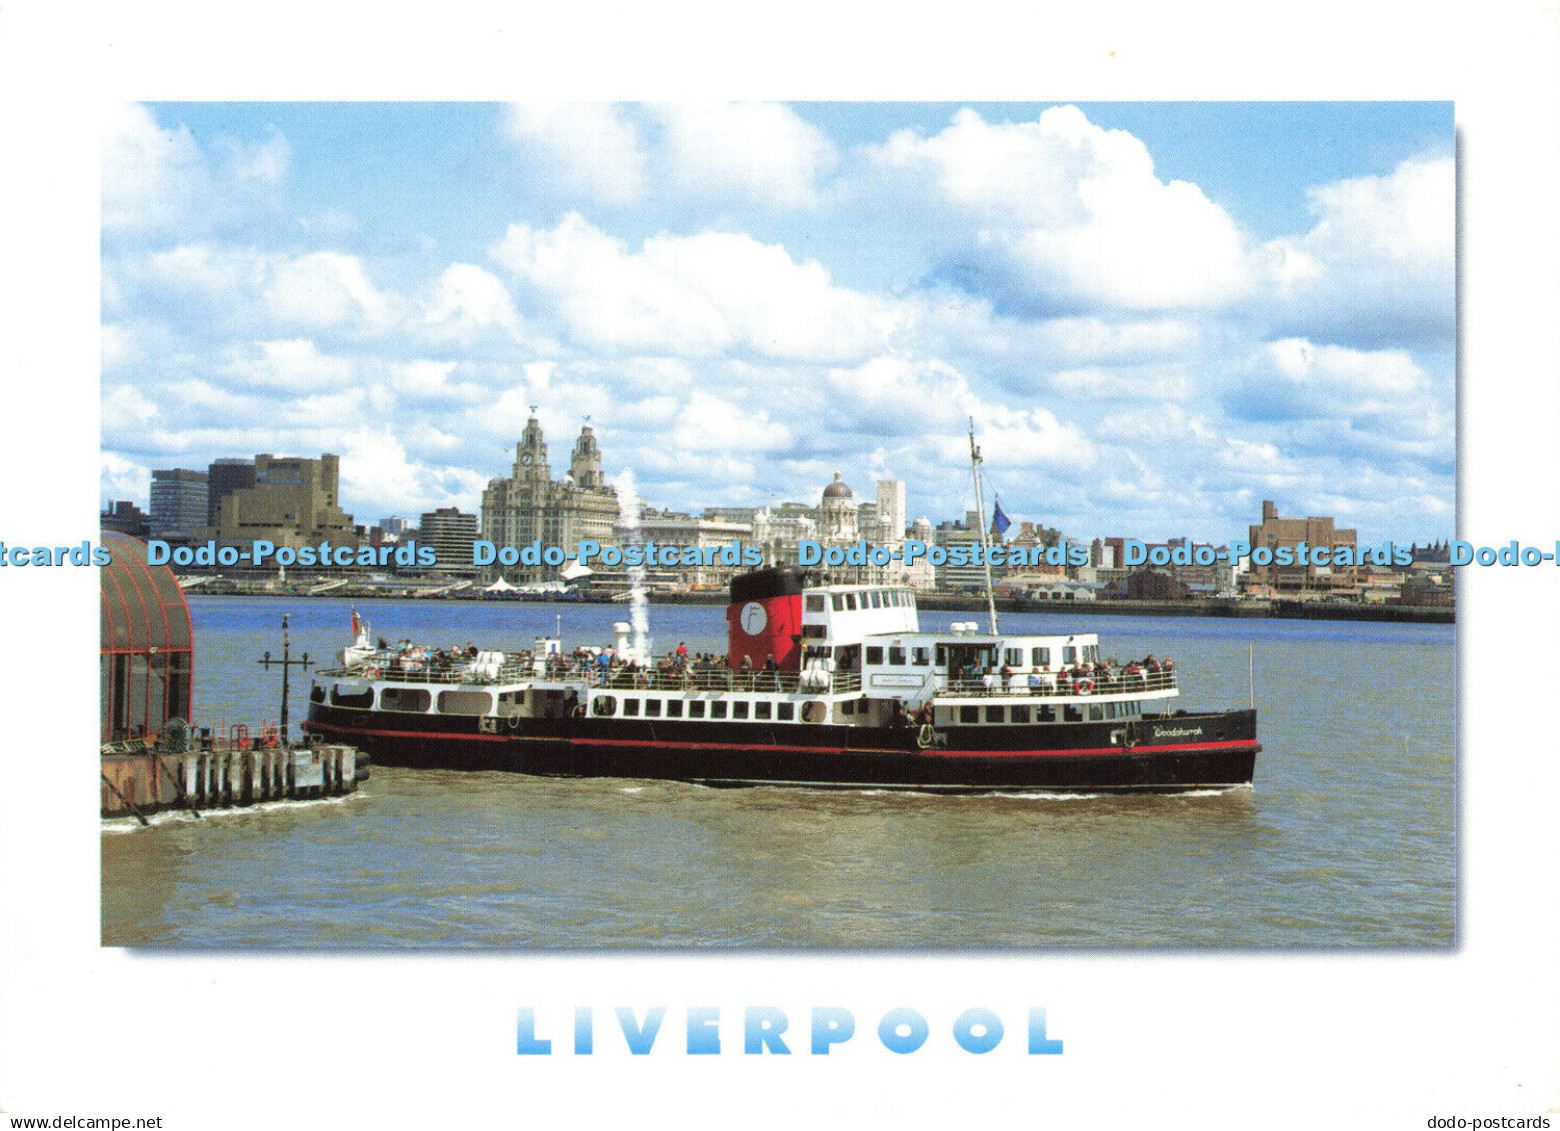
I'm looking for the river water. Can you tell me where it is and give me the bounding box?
[101,595,1454,948]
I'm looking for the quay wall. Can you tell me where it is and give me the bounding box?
[101,743,362,821]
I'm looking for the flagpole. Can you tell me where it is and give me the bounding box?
[969,419,1000,635]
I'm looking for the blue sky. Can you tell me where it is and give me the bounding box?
[102,101,1454,544]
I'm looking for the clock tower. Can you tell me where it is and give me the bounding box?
[512,410,550,486]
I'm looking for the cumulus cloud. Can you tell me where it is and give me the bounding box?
[859,106,1254,314]
[500,102,835,214]
[102,103,211,234]
[103,103,291,238]
[1227,338,1432,423]
[502,103,646,206]
[489,213,893,361]
[219,339,357,392]
[1262,154,1455,346]
[420,264,520,342]
[264,251,391,328]
[649,102,836,211]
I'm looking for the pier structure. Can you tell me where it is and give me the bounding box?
[100,534,366,823]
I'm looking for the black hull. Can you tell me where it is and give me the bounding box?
[304,704,1259,793]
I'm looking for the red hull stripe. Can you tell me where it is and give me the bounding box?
[305,719,1255,759]
[919,740,1258,758]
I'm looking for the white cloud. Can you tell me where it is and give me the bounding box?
[860,106,1253,313]
[502,103,646,206]
[1263,154,1454,345]
[100,452,150,504]
[670,390,790,453]
[102,103,211,234]
[650,102,836,211]
[102,384,162,435]
[490,213,892,361]
[420,263,520,341]
[220,339,356,392]
[1229,338,1430,422]
[121,244,396,334]
[264,251,391,327]
[102,104,291,238]
[220,128,291,187]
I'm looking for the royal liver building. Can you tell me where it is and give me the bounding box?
[480,413,618,583]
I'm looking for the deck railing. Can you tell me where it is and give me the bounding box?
[319,656,866,696]
[319,656,1172,699]
[941,668,1177,698]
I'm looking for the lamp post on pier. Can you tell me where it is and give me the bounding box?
[257,613,313,745]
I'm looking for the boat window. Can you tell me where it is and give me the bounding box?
[871,591,883,608]
[1033,647,1050,667]
[710,701,728,719]
[912,647,930,666]
[645,698,662,717]
[1004,648,1023,666]
[845,593,857,611]
[1038,706,1056,722]
[888,646,906,666]
[959,706,979,724]
[732,701,750,720]
[832,594,844,611]
[935,644,947,666]
[380,687,431,713]
[624,698,640,717]
[1011,705,1030,723]
[331,684,374,709]
[592,695,616,717]
[1089,706,1104,721]
[800,624,826,639]
[1064,705,1082,723]
[754,701,772,720]
[777,702,794,721]
[985,706,1004,723]
[806,594,826,612]
[1063,646,1077,664]
[689,700,706,719]
[437,690,493,716]
[666,699,683,718]
[866,646,883,664]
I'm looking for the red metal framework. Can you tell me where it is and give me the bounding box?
[100,533,194,743]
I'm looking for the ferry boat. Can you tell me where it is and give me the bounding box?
[303,567,1259,793]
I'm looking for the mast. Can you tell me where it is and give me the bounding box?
[968,418,1001,635]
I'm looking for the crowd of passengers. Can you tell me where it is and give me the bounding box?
[959,654,1175,695]
[366,635,1172,696]
[367,636,790,689]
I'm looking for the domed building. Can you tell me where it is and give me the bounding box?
[818,472,857,544]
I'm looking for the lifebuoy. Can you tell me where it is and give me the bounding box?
[261,726,280,748]
[364,666,380,680]
[916,723,935,748]
[802,701,826,724]
[1075,678,1094,695]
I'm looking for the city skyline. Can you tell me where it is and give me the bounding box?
[102,102,1454,544]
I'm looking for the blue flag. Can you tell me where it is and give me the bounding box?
[991,501,1011,538]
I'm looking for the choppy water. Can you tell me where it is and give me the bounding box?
[101,596,1454,948]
